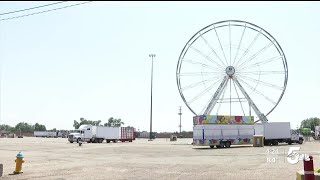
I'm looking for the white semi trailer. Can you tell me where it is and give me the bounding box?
[68,124,135,143]
[34,131,57,138]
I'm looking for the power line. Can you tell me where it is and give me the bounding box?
[0,1,92,22]
[0,1,67,16]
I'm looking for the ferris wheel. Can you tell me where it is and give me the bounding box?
[176,20,288,123]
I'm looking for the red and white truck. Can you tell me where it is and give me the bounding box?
[68,125,136,143]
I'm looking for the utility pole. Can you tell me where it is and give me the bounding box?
[178,106,182,134]
[148,54,156,141]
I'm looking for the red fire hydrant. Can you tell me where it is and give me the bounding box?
[303,155,315,180]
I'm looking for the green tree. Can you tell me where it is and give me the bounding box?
[300,117,320,131]
[73,117,102,129]
[300,128,311,136]
[34,123,46,131]
[95,120,102,126]
[104,117,124,127]
[104,117,113,127]
[0,124,14,132]
[113,118,124,127]
[15,122,34,133]
[73,120,80,129]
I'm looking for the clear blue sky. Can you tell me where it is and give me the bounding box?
[0,1,319,132]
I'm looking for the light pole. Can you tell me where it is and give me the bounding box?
[178,106,182,135]
[149,54,156,141]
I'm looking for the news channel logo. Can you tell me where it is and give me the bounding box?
[286,147,310,165]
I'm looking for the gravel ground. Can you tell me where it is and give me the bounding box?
[0,137,319,180]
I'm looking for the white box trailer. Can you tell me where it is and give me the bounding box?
[138,131,150,138]
[34,131,57,138]
[34,131,46,137]
[193,122,304,148]
[68,125,135,143]
[193,124,255,148]
[315,126,320,140]
[91,126,135,143]
[92,126,119,139]
[254,122,303,145]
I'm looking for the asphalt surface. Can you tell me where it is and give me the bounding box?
[0,137,319,180]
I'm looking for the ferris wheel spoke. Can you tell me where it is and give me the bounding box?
[232,23,247,66]
[232,79,246,116]
[190,46,225,69]
[180,76,223,91]
[236,55,284,72]
[179,71,225,76]
[237,77,277,105]
[237,70,285,76]
[199,33,227,68]
[234,30,262,68]
[203,76,229,114]
[237,74,284,90]
[182,59,222,71]
[187,77,225,105]
[213,25,229,66]
[237,41,275,69]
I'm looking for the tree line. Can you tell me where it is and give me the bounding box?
[73,117,124,129]
[1,117,318,135]
[0,122,47,133]
[0,117,125,133]
[298,117,320,136]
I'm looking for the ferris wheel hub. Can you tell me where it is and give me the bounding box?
[226,66,235,77]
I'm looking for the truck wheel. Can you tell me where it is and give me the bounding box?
[264,140,271,146]
[106,140,110,143]
[114,140,117,143]
[298,139,303,144]
[129,140,132,142]
[69,141,73,143]
[272,140,278,146]
[210,145,214,149]
[288,141,292,145]
[218,142,224,148]
[77,138,81,143]
[225,141,231,148]
[99,139,103,143]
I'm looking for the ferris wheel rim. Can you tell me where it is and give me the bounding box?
[176,20,288,117]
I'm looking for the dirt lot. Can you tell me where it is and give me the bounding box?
[0,137,319,180]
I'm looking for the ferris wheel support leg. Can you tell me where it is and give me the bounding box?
[203,76,229,115]
[249,102,252,117]
[233,77,268,123]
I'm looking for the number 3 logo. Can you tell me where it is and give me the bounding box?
[287,147,300,164]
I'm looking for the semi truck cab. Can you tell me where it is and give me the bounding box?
[68,125,93,143]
